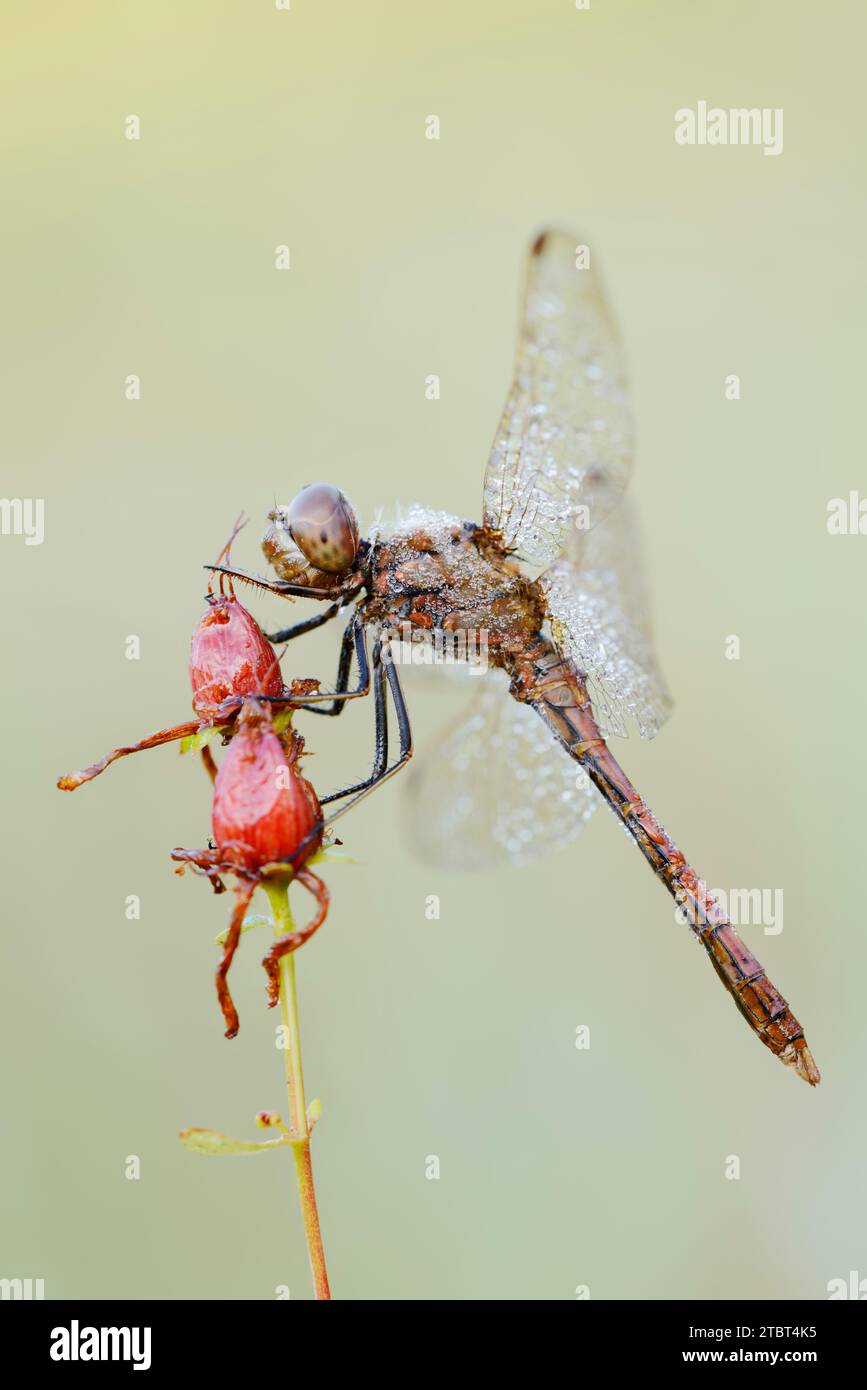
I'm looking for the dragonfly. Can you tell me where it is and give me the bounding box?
[209,229,820,1087]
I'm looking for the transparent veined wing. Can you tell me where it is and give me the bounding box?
[541,499,673,740]
[403,670,598,871]
[483,229,633,566]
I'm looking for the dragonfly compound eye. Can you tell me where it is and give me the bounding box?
[287,482,359,573]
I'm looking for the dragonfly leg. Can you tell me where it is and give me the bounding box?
[265,598,345,644]
[204,563,347,602]
[319,637,388,804]
[256,616,370,716]
[322,636,412,825]
[260,633,410,867]
[262,868,330,1007]
[297,614,368,716]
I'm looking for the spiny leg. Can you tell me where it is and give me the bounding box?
[262,869,330,1007]
[57,718,203,791]
[252,631,411,866]
[323,636,413,825]
[217,879,257,1039]
[297,612,365,717]
[204,562,353,602]
[258,615,370,716]
[265,598,345,645]
[255,637,395,873]
[319,638,388,805]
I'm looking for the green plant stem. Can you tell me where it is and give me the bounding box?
[264,880,331,1301]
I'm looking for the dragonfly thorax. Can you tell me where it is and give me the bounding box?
[367,508,547,668]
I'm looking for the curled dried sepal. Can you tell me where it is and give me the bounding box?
[209,848,349,942]
[179,1126,289,1156]
[58,718,203,791]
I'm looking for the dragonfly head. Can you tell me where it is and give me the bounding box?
[282,482,360,574]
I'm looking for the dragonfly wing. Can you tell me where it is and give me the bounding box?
[403,671,598,870]
[541,499,673,739]
[482,229,633,566]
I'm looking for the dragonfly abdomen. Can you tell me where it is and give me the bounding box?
[508,638,820,1086]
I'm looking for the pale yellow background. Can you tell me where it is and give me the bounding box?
[2,1,865,1300]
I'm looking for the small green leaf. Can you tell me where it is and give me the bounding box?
[271,707,295,736]
[179,1127,288,1156]
[180,725,225,756]
[310,849,357,868]
[215,913,272,946]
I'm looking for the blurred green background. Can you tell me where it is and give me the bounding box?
[2,0,865,1300]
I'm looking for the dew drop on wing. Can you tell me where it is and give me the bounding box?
[403,670,599,872]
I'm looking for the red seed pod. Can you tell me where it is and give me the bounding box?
[211,702,322,873]
[190,595,283,720]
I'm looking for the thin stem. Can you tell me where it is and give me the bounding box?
[264,880,331,1301]
[278,933,308,1138]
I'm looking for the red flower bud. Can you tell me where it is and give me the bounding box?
[190,596,283,720]
[211,702,322,872]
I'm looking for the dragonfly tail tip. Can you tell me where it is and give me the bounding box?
[789,1042,821,1087]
